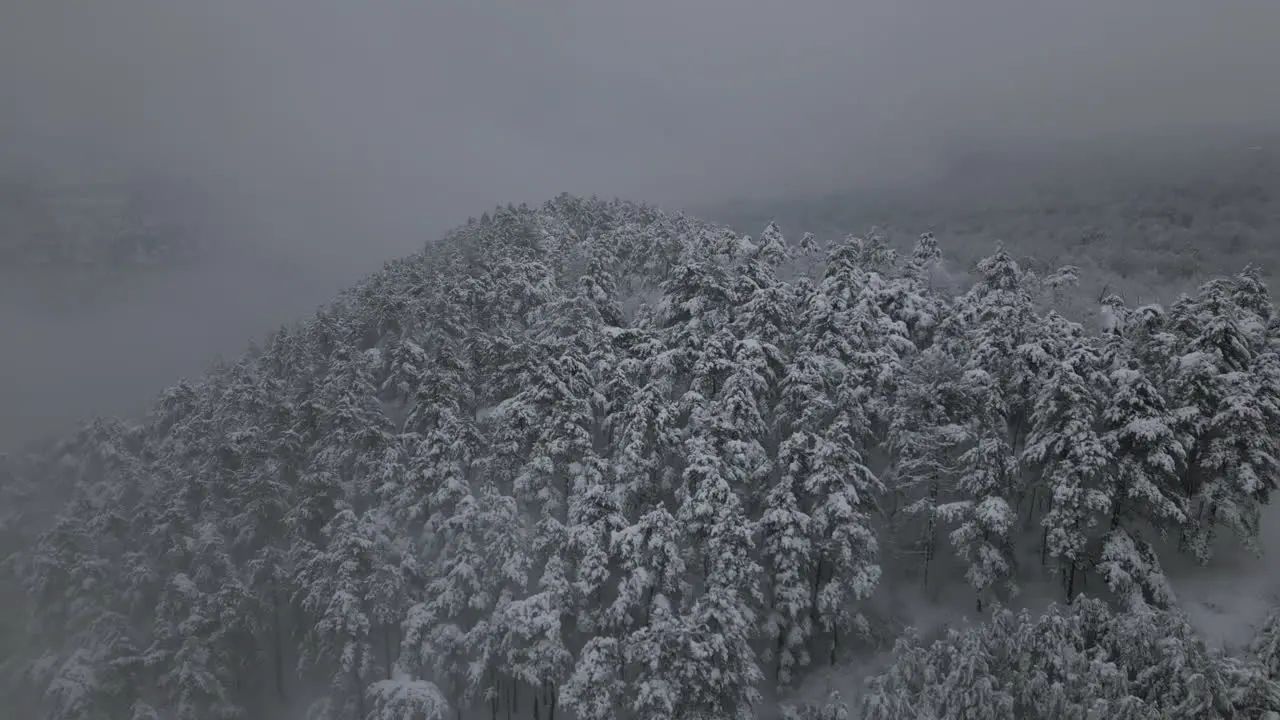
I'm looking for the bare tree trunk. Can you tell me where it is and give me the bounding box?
[490,670,498,720]
[383,625,393,680]
[353,664,367,720]
[922,539,933,590]
[1023,486,1039,531]
[923,478,938,589]
[272,587,286,703]
[776,629,785,684]
[809,560,825,652]
[1040,526,1049,567]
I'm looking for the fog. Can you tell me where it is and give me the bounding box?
[2,0,1280,447]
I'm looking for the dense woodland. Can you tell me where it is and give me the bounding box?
[3,194,1280,718]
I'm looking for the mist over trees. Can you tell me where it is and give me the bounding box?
[3,195,1280,719]
[704,144,1280,322]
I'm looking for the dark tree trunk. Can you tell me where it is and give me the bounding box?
[383,625,393,680]
[830,625,839,665]
[1040,526,1050,567]
[774,629,783,683]
[353,664,366,720]
[272,587,286,702]
[1024,486,1039,531]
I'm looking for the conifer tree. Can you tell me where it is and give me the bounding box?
[1024,333,1113,599]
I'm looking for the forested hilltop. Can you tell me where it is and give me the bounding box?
[4,194,1280,719]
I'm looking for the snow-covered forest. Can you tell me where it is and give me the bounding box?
[3,193,1280,719]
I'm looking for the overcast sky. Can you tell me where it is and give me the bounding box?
[2,0,1279,445]
[4,1,1278,217]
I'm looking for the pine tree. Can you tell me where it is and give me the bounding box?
[1167,273,1280,559]
[799,231,821,258]
[886,344,970,590]
[758,470,813,686]
[1098,322,1188,536]
[779,275,884,661]
[1253,608,1280,679]
[757,220,788,265]
[294,506,380,718]
[938,363,1020,613]
[675,424,763,718]
[1023,333,1113,599]
[1095,529,1176,611]
[492,556,573,718]
[561,637,624,720]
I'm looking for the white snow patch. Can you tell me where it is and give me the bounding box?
[1170,499,1280,651]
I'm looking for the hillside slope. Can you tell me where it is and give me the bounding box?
[3,195,1280,719]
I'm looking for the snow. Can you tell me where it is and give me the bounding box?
[1178,350,1211,370]
[367,675,450,720]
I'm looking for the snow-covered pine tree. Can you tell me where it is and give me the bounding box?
[757,465,814,686]
[1023,329,1113,599]
[799,231,821,259]
[293,506,384,718]
[674,427,764,719]
[937,362,1021,613]
[1098,308,1188,536]
[747,270,815,685]
[1166,272,1280,560]
[936,249,1050,611]
[1095,528,1177,611]
[757,220,789,266]
[886,343,970,590]
[778,268,884,663]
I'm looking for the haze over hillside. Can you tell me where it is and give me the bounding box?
[6,143,1280,448]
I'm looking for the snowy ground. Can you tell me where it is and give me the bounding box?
[1173,500,1280,652]
[781,500,1280,715]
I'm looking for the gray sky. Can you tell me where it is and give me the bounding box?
[5,1,1278,215]
[2,0,1280,445]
